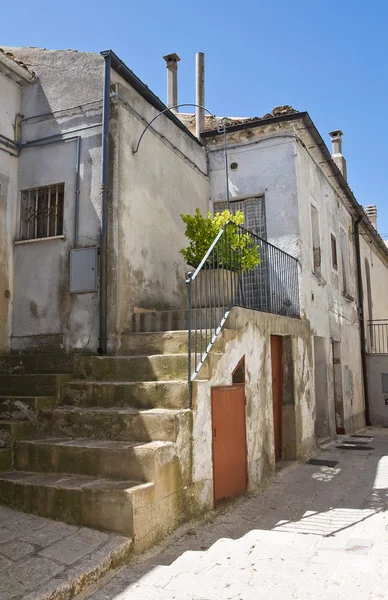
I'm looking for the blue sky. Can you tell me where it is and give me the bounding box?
[2,0,387,235]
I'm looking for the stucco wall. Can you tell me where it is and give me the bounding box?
[208,131,300,257]
[4,48,104,353]
[0,72,21,352]
[111,76,209,342]
[366,355,388,426]
[191,307,315,508]
[294,141,364,433]
[359,227,388,352]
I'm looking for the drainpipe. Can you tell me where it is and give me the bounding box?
[354,214,370,426]
[99,52,111,354]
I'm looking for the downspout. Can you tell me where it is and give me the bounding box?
[98,52,111,354]
[354,214,370,426]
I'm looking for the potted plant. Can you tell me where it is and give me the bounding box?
[180,209,261,308]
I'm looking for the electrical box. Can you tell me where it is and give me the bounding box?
[70,247,98,293]
[382,373,388,394]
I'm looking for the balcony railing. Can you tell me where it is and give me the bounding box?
[368,320,388,354]
[186,224,300,404]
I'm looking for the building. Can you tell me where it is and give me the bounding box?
[0,46,385,563]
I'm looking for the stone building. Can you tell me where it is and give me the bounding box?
[0,46,385,570]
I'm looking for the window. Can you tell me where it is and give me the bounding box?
[331,234,338,270]
[310,204,321,276]
[214,196,267,239]
[340,228,351,295]
[19,183,64,241]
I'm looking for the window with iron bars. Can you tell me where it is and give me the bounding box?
[19,184,64,241]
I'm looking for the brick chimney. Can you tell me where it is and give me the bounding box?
[163,53,180,112]
[365,205,377,230]
[329,130,347,181]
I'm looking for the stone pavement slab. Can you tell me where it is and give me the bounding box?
[0,506,132,600]
[79,427,388,600]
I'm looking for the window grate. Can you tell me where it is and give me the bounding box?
[19,183,64,241]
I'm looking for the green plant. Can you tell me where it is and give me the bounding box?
[180,209,261,272]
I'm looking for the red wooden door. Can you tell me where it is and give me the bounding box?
[271,336,283,462]
[211,386,247,504]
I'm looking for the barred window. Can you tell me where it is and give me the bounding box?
[19,184,64,241]
[214,196,267,239]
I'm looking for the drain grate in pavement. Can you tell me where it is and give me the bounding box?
[336,444,374,450]
[306,458,338,467]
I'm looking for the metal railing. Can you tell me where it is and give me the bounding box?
[186,224,300,402]
[368,320,388,354]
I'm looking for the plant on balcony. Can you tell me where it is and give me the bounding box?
[180,209,261,272]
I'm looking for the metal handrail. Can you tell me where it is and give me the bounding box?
[186,224,300,405]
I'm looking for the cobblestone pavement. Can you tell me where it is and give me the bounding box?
[81,428,388,600]
[0,507,132,600]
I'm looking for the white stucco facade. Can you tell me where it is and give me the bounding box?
[206,116,365,437]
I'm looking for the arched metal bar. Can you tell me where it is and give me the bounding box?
[133,103,221,153]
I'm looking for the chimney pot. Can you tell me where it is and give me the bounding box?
[329,129,347,180]
[163,53,181,111]
[365,205,378,230]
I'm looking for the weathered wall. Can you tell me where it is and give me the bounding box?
[294,139,364,433]
[208,129,300,257]
[3,48,104,353]
[207,120,364,436]
[111,75,209,343]
[359,227,388,351]
[0,72,21,352]
[191,307,315,509]
[366,355,388,425]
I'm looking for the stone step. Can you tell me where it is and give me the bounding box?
[75,354,193,382]
[14,438,177,482]
[60,380,188,410]
[0,396,56,420]
[0,448,12,470]
[40,407,190,443]
[120,330,208,356]
[0,374,70,396]
[0,470,151,537]
[133,308,228,333]
[0,354,75,375]
[0,420,36,448]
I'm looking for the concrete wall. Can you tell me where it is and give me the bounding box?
[0,72,21,352]
[366,355,388,425]
[111,76,209,345]
[2,48,104,353]
[191,307,315,509]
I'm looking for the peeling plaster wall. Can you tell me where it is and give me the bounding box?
[191,307,315,508]
[207,120,364,436]
[3,48,104,353]
[112,76,209,341]
[208,130,300,257]
[0,72,20,352]
[294,140,364,433]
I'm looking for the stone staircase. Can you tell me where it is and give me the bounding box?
[0,324,209,553]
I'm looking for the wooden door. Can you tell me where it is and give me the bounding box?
[211,386,247,504]
[271,335,283,462]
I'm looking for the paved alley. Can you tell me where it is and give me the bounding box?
[80,428,388,600]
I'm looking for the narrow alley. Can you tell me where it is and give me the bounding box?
[80,429,388,600]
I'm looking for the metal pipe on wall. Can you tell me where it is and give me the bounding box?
[98,51,112,354]
[195,53,205,139]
